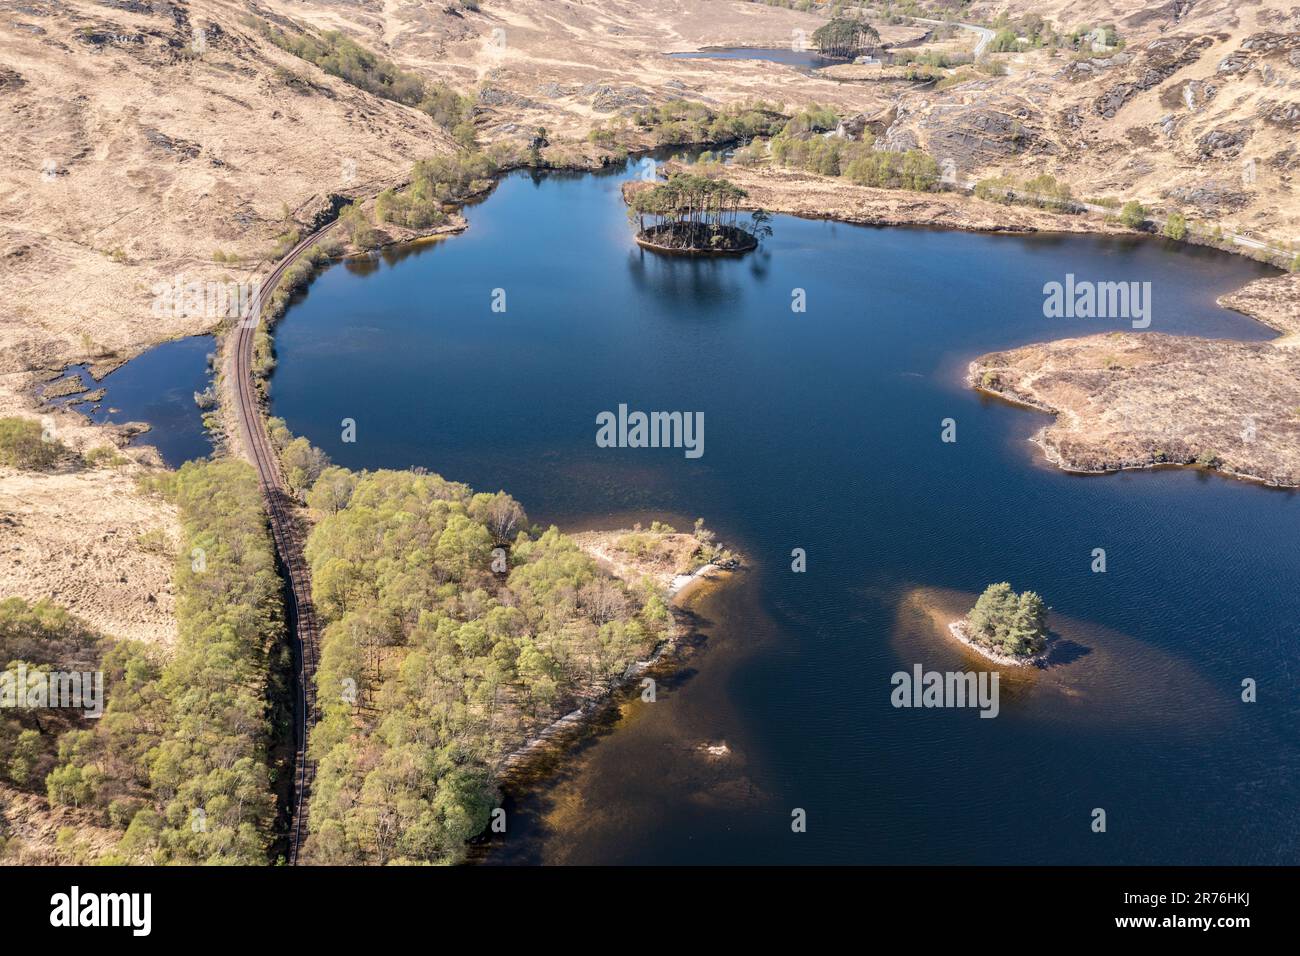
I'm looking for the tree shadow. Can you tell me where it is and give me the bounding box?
[1040,629,1092,668]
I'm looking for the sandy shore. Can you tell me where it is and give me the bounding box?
[895,585,1235,729]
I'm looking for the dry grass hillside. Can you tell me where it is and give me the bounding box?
[5,0,1297,408]
[1,0,458,417]
[970,330,1300,487]
[2,0,1297,869]
[256,0,921,141]
[931,0,1300,250]
[0,0,461,645]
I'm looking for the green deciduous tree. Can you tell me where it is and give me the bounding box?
[1163,212,1188,241]
[47,460,282,864]
[301,469,671,863]
[0,417,64,470]
[1120,200,1147,229]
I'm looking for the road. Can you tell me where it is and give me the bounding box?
[956,178,1279,255]
[228,221,337,865]
[911,16,997,57]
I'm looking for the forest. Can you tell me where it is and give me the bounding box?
[8,460,288,864]
[300,468,672,864]
[2,453,674,865]
[0,598,101,805]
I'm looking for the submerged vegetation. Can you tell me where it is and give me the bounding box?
[300,468,674,864]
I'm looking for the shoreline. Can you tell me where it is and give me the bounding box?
[634,233,757,257]
[669,560,725,598]
[967,323,1300,490]
[947,618,1045,668]
[37,144,1293,444]
[495,556,735,779]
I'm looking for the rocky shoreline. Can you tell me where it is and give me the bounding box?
[968,311,1300,489]
[497,546,735,779]
[947,619,1045,668]
[722,165,1138,239]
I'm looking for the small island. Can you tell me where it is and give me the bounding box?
[810,15,881,59]
[949,582,1049,666]
[626,172,771,256]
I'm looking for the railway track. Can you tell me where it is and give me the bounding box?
[228,221,337,865]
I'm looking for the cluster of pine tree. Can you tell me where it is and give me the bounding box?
[968,583,1048,657]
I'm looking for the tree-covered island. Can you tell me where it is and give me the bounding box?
[626,173,771,256]
[950,582,1049,664]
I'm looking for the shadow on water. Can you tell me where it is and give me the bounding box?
[1042,635,1092,668]
[624,248,751,311]
[478,566,783,866]
[474,596,720,865]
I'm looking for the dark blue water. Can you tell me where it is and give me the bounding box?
[45,336,215,467]
[271,160,1299,864]
[667,47,843,70]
